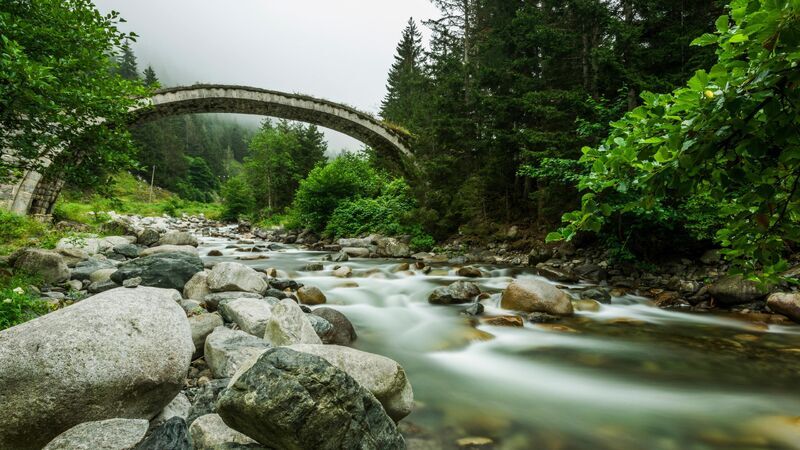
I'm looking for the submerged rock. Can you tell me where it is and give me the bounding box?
[500,279,573,316]
[216,347,405,450]
[0,287,193,450]
[429,281,481,305]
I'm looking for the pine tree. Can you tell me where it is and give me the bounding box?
[380,18,427,128]
[142,65,159,87]
[116,40,139,80]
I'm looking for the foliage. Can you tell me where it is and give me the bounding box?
[325,178,417,237]
[219,175,253,222]
[0,272,53,330]
[290,153,383,231]
[551,0,800,277]
[0,0,146,185]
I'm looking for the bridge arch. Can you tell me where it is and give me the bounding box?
[1,85,419,215]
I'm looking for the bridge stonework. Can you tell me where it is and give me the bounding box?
[1,85,417,216]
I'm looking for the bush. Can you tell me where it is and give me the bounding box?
[325,178,415,237]
[0,273,53,330]
[291,153,383,231]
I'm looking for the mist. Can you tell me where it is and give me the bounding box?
[92,0,439,154]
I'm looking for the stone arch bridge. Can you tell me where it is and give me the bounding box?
[0,85,416,215]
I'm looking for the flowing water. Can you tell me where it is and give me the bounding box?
[201,235,800,450]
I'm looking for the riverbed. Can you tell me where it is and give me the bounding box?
[201,235,800,450]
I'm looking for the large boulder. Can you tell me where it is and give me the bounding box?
[216,348,405,450]
[709,275,771,305]
[219,298,277,337]
[500,279,574,316]
[342,247,371,258]
[264,299,322,346]
[203,291,263,312]
[189,414,266,450]
[137,228,160,247]
[183,271,211,300]
[42,418,148,450]
[377,237,411,258]
[111,252,203,291]
[204,326,272,379]
[311,307,357,346]
[14,248,69,284]
[289,344,413,421]
[767,292,800,323]
[338,237,374,248]
[189,313,224,360]
[428,281,481,305]
[140,245,199,257]
[158,231,199,247]
[207,262,268,294]
[0,287,193,450]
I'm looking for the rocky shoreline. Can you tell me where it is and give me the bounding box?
[2,213,800,449]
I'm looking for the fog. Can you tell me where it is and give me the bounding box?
[92,0,440,153]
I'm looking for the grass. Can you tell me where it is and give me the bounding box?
[54,172,223,222]
[0,209,73,255]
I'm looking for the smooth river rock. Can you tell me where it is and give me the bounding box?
[296,285,327,305]
[189,312,225,359]
[205,326,272,379]
[42,418,148,450]
[709,274,771,305]
[183,271,211,300]
[216,347,405,450]
[264,299,322,346]
[189,414,266,450]
[311,307,358,346]
[0,287,193,450]
[158,231,199,247]
[219,297,276,337]
[429,280,481,305]
[139,244,199,257]
[207,262,268,294]
[289,344,414,421]
[767,292,800,323]
[500,279,574,316]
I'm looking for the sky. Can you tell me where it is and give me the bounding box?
[92,0,440,153]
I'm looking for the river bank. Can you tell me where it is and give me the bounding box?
[2,214,800,449]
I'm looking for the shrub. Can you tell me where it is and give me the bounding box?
[221,175,255,221]
[0,273,53,330]
[291,153,383,231]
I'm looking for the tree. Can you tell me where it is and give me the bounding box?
[552,0,800,277]
[0,0,146,185]
[381,18,427,129]
[221,175,254,221]
[116,39,139,81]
[142,65,159,88]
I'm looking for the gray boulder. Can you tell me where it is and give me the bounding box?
[501,279,574,316]
[153,393,192,424]
[190,312,225,360]
[709,274,771,305]
[189,414,266,450]
[428,281,481,305]
[219,298,276,337]
[42,418,148,450]
[158,231,199,247]
[289,344,414,421]
[216,348,405,450]
[207,262,268,294]
[0,287,193,450]
[377,237,411,258]
[111,252,203,291]
[307,314,334,341]
[343,247,371,258]
[71,256,116,281]
[14,248,69,284]
[137,228,160,247]
[311,307,357,346]
[264,299,322,346]
[113,243,140,259]
[205,326,272,379]
[184,271,211,300]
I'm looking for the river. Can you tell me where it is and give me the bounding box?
[201,235,800,450]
